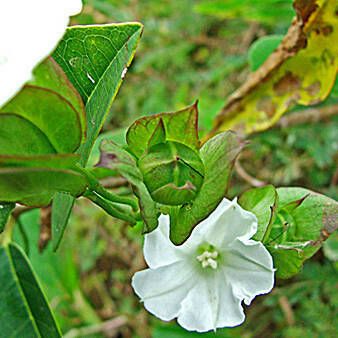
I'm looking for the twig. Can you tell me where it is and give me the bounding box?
[235,160,266,187]
[276,104,338,128]
[39,206,52,252]
[237,22,260,53]
[12,205,34,220]
[63,316,127,338]
[278,295,295,326]
[101,177,129,189]
[331,168,338,187]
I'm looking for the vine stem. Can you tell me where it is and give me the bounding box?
[0,216,15,245]
[77,165,138,211]
[84,191,137,225]
[63,316,127,338]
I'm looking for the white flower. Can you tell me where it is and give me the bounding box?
[132,198,275,332]
[0,0,83,107]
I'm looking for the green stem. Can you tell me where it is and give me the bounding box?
[85,191,137,225]
[0,216,15,245]
[93,183,138,211]
[17,219,29,255]
[77,166,138,211]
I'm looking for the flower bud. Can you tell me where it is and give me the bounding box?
[138,141,204,205]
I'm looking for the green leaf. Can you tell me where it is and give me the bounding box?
[0,202,15,232]
[0,166,87,207]
[99,141,158,232]
[126,102,199,157]
[248,35,283,71]
[238,184,278,241]
[195,0,294,24]
[266,187,338,279]
[53,22,143,164]
[13,209,100,329]
[30,57,86,139]
[1,85,83,154]
[169,131,242,244]
[0,114,56,155]
[0,243,61,337]
[51,193,75,251]
[51,23,143,248]
[0,153,80,169]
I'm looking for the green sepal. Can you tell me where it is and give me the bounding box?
[148,118,167,148]
[169,131,243,244]
[238,184,278,242]
[99,141,158,232]
[126,102,199,157]
[243,186,338,279]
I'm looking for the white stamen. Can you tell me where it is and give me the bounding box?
[207,258,218,269]
[196,250,219,269]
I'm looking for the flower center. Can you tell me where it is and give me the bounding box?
[196,245,219,270]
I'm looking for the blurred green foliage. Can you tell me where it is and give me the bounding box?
[13,0,337,337]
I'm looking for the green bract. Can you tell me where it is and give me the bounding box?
[100,103,243,244]
[138,141,204,205]
[239,186,338,279]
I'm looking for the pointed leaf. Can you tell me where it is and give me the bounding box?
[51,193,75,251]
[51,23,143,248]
[0,243,61,337]
[53,23,143,164]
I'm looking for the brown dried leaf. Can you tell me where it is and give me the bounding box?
[209,0,338,137]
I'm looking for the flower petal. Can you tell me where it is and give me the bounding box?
[177,273,245,332]
[144,214,186,269]
[132,260,195,321]
[0,0,83,107]
[183,198,258,249]
[225,238,274,305]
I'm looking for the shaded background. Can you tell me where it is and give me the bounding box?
[14,1,338,337]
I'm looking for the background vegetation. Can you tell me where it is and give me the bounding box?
[14,1,337,337]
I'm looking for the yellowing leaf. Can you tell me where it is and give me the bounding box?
[210,0,338,137]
